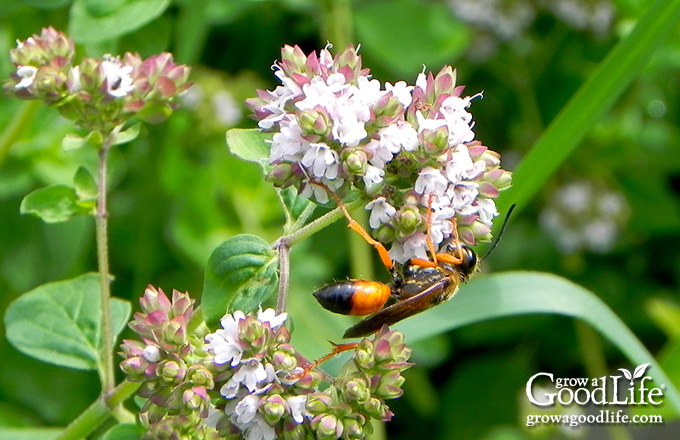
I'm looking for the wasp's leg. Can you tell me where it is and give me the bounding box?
[422,193,463,267]
[311,179,394,270]
[289,342,358,379]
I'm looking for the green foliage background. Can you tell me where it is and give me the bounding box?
[1,0,680,439]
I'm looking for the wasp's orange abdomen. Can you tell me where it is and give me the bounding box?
[313,280,391,316]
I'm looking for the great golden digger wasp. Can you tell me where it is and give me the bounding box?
[310,183,508,339]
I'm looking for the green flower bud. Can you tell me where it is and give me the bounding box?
[158,358,186,384]
[315,414,342,439]
[297,108,330,138]
[343,149,368,175]
[342,417,364,440]
[188,365,214,388]
[342,376,371,403]
[306,393,331,414]
[262,395,287,424]
[120,356,149,380]
[394,204,422,235]
[353,339,375,370]
[420,125,449,155]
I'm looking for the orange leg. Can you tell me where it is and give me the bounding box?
[310,179,393,270]
[289,342,358,380]
[415,193,464,268]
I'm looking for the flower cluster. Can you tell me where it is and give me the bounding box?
[540,179,629,254]
[121,287,413,440]
[204,311,412,440]
[247,45,511,262]
[3,27,191,132]
[120,286,216,439]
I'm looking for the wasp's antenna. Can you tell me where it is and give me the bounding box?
[482,204,516,260]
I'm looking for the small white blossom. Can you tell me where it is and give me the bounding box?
[366,197,397,229]
[270,117,308,162]
[205,310,246,367]
[235,394,260,425]
[301,143,340,179]
[101,55,134,98]
[331,98,370,147]
[415,167,448,195]
[68,65,81,93]
[385,80,414,107]
[14,65,37,89]
[476,198,499,226]
[287,395,309,424]
[378,121,419,154]
[142,345,161,363]
[242,414,276,440]
[363,164,384,189]
[300,180,330,203]
[388,231,429,263]
[257,307,287,328]
[445,144,484,182]
[233,359,269,393]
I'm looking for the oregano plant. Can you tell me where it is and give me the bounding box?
[4,7,680,438]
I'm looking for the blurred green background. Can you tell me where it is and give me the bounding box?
[1,0,680,439]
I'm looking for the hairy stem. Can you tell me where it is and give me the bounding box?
[54,380,141,440]
[273,198,363,312]
[97,140,114,394]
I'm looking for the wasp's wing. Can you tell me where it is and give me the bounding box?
[343,277,456,338]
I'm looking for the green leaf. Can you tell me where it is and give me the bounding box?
[62,133,87,152]
[354,0,470,77]
[0,428,62,440]
[69,0,171,43]
[20,185,93,223]
[4,273,132,371]
[226,128,271,167]
[62,131,103,151]
[101,423,145,440]
[110,123,141,146]
[395,271,680,415]
[496,0,680,217]
[202,234,278,326]
[73,166,98,201]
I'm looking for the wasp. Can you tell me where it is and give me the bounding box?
[314,241,478,338]
[311,183,484,339]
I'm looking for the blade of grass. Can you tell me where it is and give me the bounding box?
[396,271,680,415]
[496,0,680,216]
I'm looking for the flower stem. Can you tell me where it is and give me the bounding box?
[273,198,363,312]
[54,380,141,440]
[286,198,363,248]
[96,140,114,394]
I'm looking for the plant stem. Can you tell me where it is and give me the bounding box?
[97,140,114,394]
[54,380,141,440]
[285,198,363,248]
[276,237,290,314]
[273,198,363,312]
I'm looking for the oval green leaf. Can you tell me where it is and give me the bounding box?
[20,185,92,223]
[69,0,171,43]
[4,273,132,371]
[226,128,271,168]
[73,166,98,201]
[395,271,680,414]
[202,234,278,326]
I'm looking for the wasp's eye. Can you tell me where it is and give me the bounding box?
[461,245,478,271]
